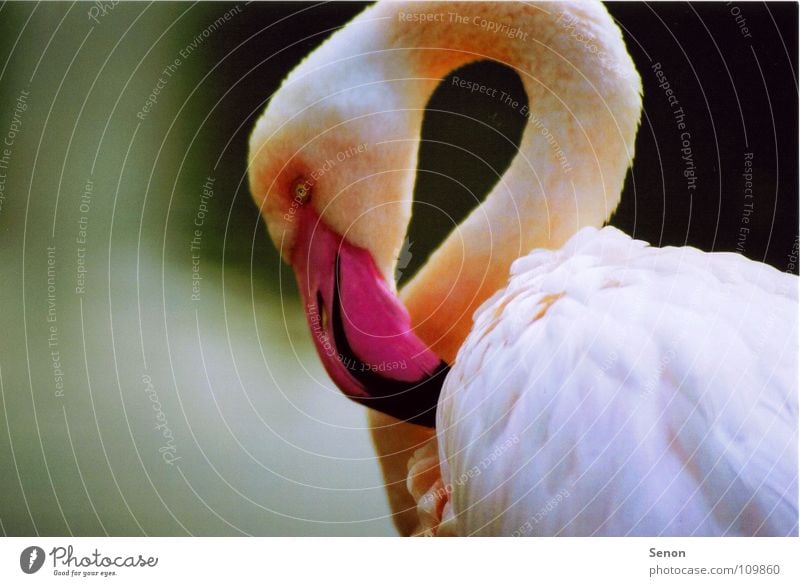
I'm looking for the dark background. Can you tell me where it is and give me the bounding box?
[208,1,799,287]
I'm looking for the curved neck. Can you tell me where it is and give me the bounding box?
[318,1,641,362]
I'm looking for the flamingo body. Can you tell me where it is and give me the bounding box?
[435,227,798,535]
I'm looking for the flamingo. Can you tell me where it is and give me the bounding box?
[248,1,798,536]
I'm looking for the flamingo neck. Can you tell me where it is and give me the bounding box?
[305,1,642,363]
[394,2,642,363]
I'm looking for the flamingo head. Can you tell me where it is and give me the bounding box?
[248,67,447,427]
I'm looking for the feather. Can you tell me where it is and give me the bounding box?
[435,227,797,535]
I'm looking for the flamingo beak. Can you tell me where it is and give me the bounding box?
[290,207,448,427]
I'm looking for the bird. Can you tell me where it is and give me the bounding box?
[247,0,798,536]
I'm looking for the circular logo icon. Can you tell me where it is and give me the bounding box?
[20,546,45,574]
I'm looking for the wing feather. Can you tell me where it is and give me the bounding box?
[438,226,798,536]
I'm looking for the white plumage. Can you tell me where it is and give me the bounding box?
[435,226,798,536]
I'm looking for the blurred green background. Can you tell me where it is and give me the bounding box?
[0,1,399,537]
[0,1,796,537]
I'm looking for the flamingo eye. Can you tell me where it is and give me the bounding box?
[291,177,311,204]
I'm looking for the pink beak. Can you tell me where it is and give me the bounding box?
[291,207,448,427]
